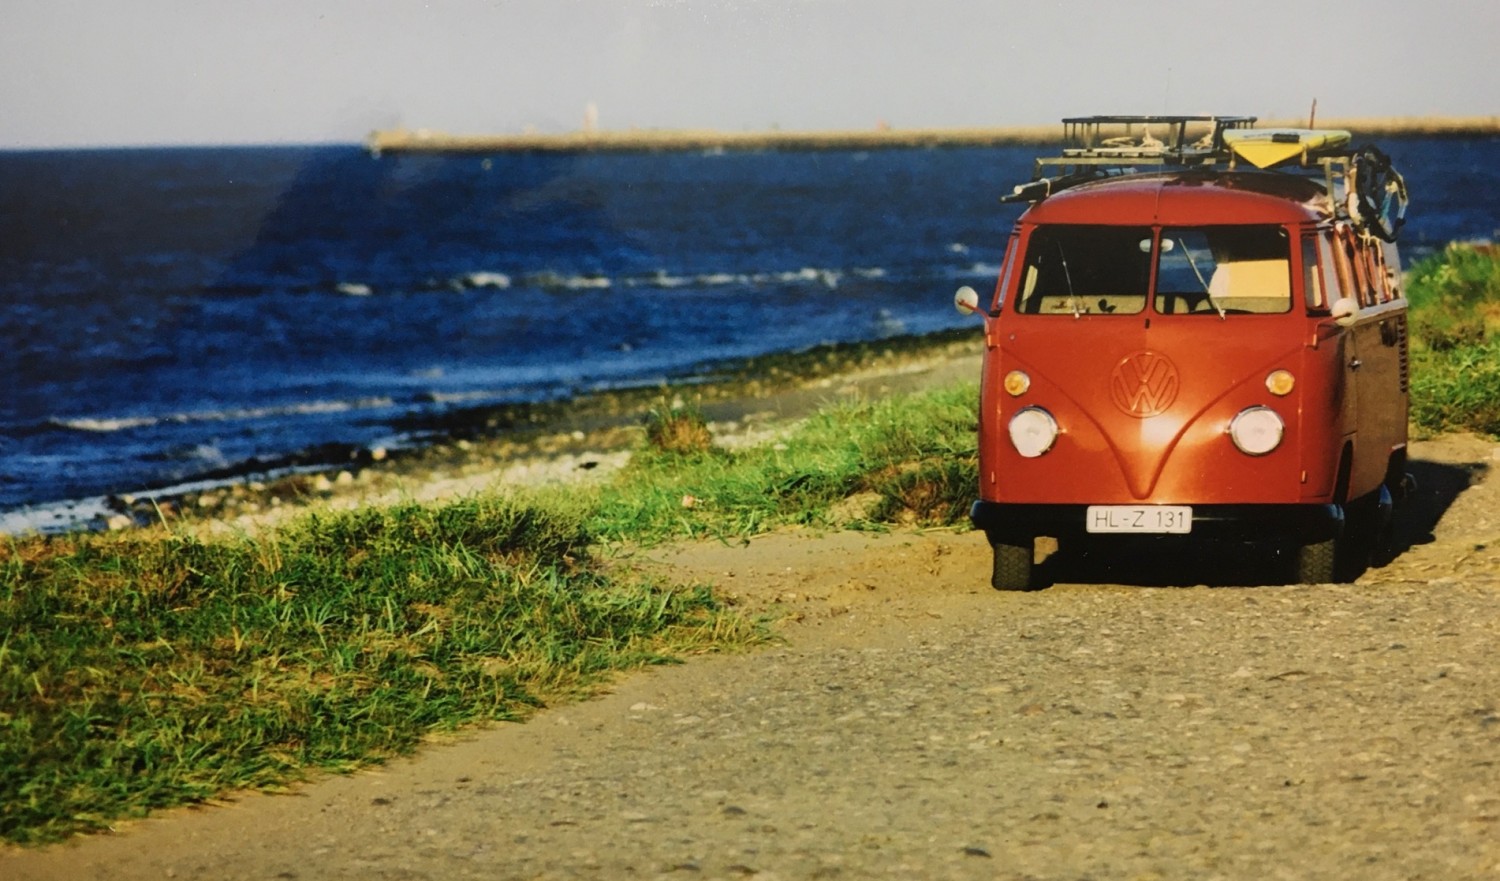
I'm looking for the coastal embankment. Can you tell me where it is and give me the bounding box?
[368,116,1500,154]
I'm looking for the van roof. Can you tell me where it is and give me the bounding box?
[1021,170,1330,227]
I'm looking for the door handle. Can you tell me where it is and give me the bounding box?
[1349,358,1363,371]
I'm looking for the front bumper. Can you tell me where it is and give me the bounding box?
[969,500,1345,546]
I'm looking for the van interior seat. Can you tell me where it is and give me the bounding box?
[1207,259,1290,301]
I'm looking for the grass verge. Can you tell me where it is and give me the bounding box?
[1,496,761,844]
[590,382,979,544]
[1406,242,1500,436]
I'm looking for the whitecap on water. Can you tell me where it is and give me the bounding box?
[462,271,512,289]
[52,415,159,432]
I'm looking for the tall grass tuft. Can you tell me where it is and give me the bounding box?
[1406,242,1500,436]
[1406,242,1500,351]
[642,395,714,456]
[0,496,758,844]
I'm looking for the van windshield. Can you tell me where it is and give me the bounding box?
[1011,224,1293,317]
[1014,225,1151,315]
[1154,226,1292,315]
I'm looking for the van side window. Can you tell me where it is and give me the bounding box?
[1364,239,1392,303]
[1301,235,1325,310]
[1380,241,1404,300]
[1154,225,1291,315]
[993,233,1020,313]
[1317,233,1345,308]
[1015,225,1150,315]
[1339,226,1376,307]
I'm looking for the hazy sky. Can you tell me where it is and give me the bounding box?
[4,0,1497,148]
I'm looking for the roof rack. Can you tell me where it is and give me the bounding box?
[1002,115,1409,241]
[1060,115,1257,161]
[1004,115,1260,203]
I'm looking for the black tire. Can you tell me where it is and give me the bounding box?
[1295,537,1336,584]
[991,540,1034,591]
[1338,487,1392,579]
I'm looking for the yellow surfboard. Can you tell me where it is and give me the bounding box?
[1223,128,1352,168]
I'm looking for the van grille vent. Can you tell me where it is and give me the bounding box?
[1398,315,1410,393]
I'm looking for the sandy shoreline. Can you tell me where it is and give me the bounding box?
[70,329,985,537]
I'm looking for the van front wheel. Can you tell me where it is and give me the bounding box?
[991,540,1035,591]
[1294,537,1336,584]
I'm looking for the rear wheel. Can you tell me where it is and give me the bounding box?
[991,540,1035,591]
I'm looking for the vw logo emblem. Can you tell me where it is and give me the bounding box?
[1110,351,1180,417]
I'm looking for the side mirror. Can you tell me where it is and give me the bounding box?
[1330,297,1359,327]
[953,285,982,316]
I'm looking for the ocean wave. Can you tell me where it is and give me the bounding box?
[957,262,1002,278]
[47,397,398,434]
[323,264,919,297]
[462,271,512,289]
[219,262,976,303]
[436,264,896,294]
[56,416,161,433]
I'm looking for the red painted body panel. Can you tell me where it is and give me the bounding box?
[981,315,1309,504]
[974,171,1407,524]
[1023,172,1327,228]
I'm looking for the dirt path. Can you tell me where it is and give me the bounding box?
[7,431,1500,879]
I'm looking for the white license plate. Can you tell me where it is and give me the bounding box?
[1086,505,1193,534]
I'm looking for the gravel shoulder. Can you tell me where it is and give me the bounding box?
[8,354,1500,880]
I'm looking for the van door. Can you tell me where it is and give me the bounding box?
[1342,235,1409,500]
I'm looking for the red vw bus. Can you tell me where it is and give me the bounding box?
[958,116,1411,588]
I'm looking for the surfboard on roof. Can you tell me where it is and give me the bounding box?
[1221,127,1354,169]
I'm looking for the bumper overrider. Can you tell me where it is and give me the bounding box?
[969,500,1345,546]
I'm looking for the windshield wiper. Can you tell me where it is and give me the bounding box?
[1056,240,1082,318]
[1178,239,1225,319]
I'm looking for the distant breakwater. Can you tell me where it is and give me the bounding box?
[368,116,1500,155]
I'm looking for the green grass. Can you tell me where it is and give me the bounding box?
[1410,338,1500,435]
[0,496,760,844]
[1405,242,1500,351]
[1406,242,1500,436]
[589,383,980,544]
[0,380,981,845]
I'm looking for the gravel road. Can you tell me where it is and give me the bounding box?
[7,433,1500,881]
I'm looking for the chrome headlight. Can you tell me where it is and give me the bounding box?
[1229,406,1284,456]
[1008,406,1059,458]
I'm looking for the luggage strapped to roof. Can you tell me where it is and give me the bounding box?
[1003,115,1408,242]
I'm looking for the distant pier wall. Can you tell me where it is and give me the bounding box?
[366,125,1058,155]
[367,117,1500,155]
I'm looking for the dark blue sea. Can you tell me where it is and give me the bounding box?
[2,138,1497,531]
